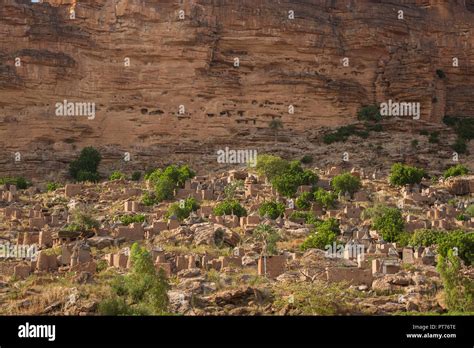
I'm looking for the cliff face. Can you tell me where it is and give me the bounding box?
[0,0,473,178]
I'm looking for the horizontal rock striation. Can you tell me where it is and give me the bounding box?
[0,0,473,178]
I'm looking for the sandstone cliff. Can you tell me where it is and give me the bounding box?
[0,0,473,178]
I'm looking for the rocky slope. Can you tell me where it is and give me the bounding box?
[0,0,474,178]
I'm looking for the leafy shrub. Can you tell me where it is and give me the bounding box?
[255,155,317,197]
[253,224,280,256]
[67,207,99,232]
[69,147,101,182]
[289,211,320,225]
[119,214,146,226]
[213,200,247,217]
[444,164,469,179]
[323,125,366,144]
[428,131,440,144]
[396,232,412,247]
[410,229,444,248]
[109,171,125,181]
[436,69,446,79]
[466,205,474,218]
[452,138,467,154]
[259,201,286,219]
[300,155,313,164]
[141,191,157,206]
[300,218,341,250]
[419,129,430,136]
[357,105,381,122]
[437,250,474,312]
[99,243,170,315]
[271,162,317,197]
[331,173,361,196]
[76,170,100,183]
[255,154,291,181]
[456,214,469,222]
[365,205,404,242]
[444,116,474,154]
[154,176,176,202]
[131,171,142,181]
[389,163,426,186]
[366,123,383,132]
[0,177,31,189]
[224,180,244,200]
[295,192,312,210]
[165,197,200,221]
[46,182,61,192]
[146,165,195,203]
[313,187,338,209]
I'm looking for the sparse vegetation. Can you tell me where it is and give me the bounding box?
[46,182,61,192]
[98,243,170,315]
[357,105,382,122]
[323,125,369,144]
[437,250,474,313]
[224,180,244,200]
[443,164,469,179]
[119,214,146,226]
[436,69,446,79]
[0,176,31,189]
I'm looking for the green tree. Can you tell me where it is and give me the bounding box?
[154,176,176,202]
[295,192,312,210]
[109,171,126,181]
[437,250,474,312]
[300,218,341,250]
[213,200,247,217]
[313,187,338,209]
[259,201,286,219]
[253,224,281,256]
[165,197,200,221]
[69,147,102,182]
[331,173,361,197]
[224,180,244,200]
[437,230,474,266]
[389,163,426,186]
[365,205,404,242]
[255,154,290,181]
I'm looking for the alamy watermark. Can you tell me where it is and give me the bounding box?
[380,99,420,120]
[0,242,38,261]
[325,242,364,259]
[55,100,95,120]
[217,147,258,167]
